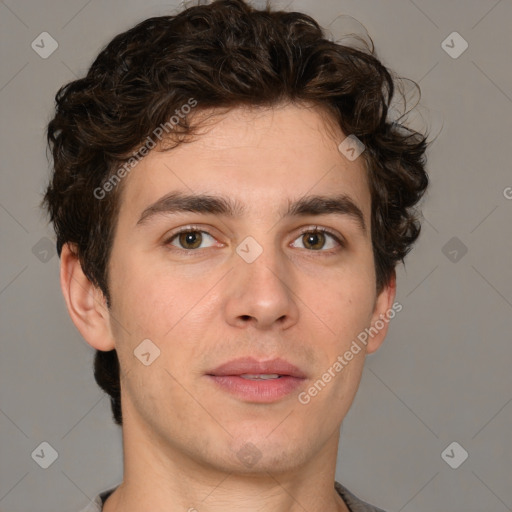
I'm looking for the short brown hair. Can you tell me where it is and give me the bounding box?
[43,0,429,426]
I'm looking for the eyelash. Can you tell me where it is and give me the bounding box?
[295,226,345,252]
[163,225,345,254]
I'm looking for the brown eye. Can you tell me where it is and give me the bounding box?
[167,230,217,250]
[178,231,202,249]
[291,228,343,252]
[302,231,326,250]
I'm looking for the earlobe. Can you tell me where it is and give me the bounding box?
[60,243,115,351]
[366,271,397,354]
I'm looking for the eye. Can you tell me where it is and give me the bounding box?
[165,228,219,250]
[291,227,344,251]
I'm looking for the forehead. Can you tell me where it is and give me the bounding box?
[117,103,371,225]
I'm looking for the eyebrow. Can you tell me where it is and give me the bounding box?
[136,191,367,234]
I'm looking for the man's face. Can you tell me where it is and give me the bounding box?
[105,103,394,474]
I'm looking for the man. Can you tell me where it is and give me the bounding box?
[43,1,429,510]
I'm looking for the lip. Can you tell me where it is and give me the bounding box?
[206,357,307,403]
[208,357,307,378]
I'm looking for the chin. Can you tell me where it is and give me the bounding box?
[222,434,310,474]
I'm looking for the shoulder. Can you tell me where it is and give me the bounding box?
[335,481,389,512]
[77,486,118,512]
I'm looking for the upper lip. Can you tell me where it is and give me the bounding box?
[207,357,307,378]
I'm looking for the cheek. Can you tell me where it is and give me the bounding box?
[108,253,215,371]
[107,254,176,356]
[110,242,178,317]
[304,278,372,407]
[316,264,376,341]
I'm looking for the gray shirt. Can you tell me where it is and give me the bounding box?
[78,481,387,512]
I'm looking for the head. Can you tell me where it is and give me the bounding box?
[44,0,428,474]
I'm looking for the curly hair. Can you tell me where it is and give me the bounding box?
[43,0,429,426]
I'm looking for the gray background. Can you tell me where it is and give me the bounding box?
[1,0,511,511]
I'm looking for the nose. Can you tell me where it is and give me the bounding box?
[223,243,299,331]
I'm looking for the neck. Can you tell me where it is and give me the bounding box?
[103,407,349,512]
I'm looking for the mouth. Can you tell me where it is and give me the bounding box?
[206,357,307,403]
[238,374,283,380]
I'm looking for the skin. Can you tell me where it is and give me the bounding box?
[60,103,396,512]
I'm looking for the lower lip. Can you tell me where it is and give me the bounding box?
[207,375,305,402]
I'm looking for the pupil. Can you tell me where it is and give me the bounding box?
[181,232,201,248]
[305,232,323,250]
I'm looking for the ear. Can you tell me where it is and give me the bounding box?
[366,270,397,354]
[60,243,115,351]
